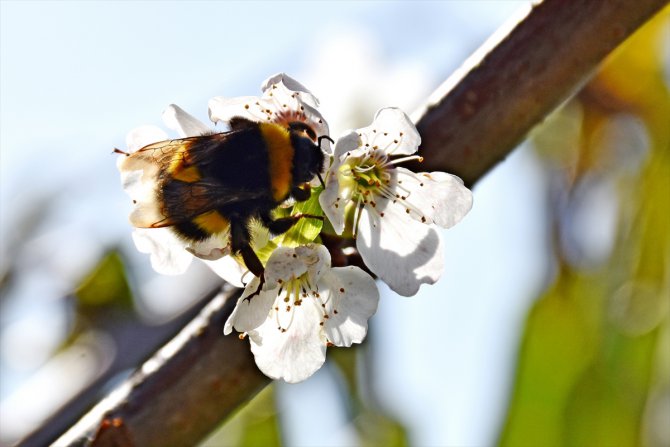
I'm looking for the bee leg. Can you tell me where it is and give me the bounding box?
[291,184,311,202]
[264,215,301,235]
[261,211,324,236]
[231,220,265,299]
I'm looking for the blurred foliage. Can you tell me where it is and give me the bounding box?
[55,248,135,352]
[501,9,670,447]
[200,386,281,447]
[330,346,409,447]
[75,249,133,313]
[200,345,408,447]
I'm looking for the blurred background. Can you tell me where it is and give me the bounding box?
[1,1,668,446]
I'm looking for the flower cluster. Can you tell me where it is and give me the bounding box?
[118,74,472,382]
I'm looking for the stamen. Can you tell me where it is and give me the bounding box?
[387,155,423,165]
[386,132,405,155]
[352,195,364,237]
[353,164,376,173]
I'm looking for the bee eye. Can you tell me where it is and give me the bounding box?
[289,121,317,141]
[303,127,316,141]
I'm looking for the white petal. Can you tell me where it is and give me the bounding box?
[224,281,276,335]
[295,244,330,282]
[125,125,167,152]
[261,72,320,108]
[357,108,420,156]
[319,177,348,235]
[118,159,152,200]
[322,266,379,347]
[186,234,229,261]
[420,171,473,228]
[332,130,362,159]
[117,152,167,229]
[262,81,330,151]
[394,167,473,228]
[132,228,193,275]
[208,95,262,125]
[264,246,309,286]
[247,299,326,383]
[357,204,444,296]
[204,255,247,288]
[162,104,211,138]
[319,131,362,234]
[209,77,330,154]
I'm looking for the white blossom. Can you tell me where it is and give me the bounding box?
[208,73,330,153]
[319,108,473,296]
[224,244,379,383]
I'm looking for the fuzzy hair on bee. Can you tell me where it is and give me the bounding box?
[117,117,328,282]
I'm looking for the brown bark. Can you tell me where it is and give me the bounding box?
[409,0,668,186]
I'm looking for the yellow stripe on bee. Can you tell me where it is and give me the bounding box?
[168,145,201,183]
[193,210,229,234]
[259,122,294,202]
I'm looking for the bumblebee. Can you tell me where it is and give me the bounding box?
[117,117,328,283]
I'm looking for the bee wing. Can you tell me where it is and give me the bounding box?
[119,132,268,230]
[119,135,225,229]
[148,180,269,228]
[119,136,210,171]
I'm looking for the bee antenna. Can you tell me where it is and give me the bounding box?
[318,135,335,148]
[316,172,325,188]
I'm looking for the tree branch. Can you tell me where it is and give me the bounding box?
[39,0,667,445]
[408,0,668,186]
[52,287,270,447]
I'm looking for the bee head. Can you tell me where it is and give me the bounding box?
[288,122,326,185]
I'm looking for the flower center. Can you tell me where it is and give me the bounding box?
[272,272,335,333]
[340,150,390,202]
[338,148,425,232]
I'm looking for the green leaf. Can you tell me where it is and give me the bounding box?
[75,249,133,311]
[199,385,280,447]
[499,275,600,447]
[273,187,324,248]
